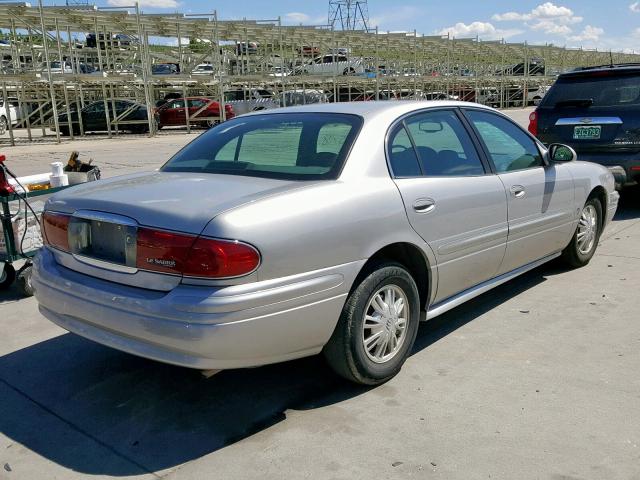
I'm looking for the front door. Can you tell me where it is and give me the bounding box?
[389,109,508,303]
[463,109,575,274]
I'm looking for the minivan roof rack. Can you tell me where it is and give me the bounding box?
[573,63,640,71]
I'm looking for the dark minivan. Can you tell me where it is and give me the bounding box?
[530,64,640,188]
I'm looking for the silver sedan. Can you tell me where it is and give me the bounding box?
[33,101,619,385]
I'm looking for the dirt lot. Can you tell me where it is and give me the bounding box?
[1,108,639,480]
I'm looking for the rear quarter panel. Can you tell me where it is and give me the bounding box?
[201,177,433,283]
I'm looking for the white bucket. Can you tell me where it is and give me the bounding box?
[50,174,69,188]
[50,162,64,177]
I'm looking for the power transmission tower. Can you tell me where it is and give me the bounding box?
[328,0,370,31]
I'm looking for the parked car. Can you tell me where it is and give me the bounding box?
[40,61,73,74]
[236,41,258,55]
[295,54,365,76]
[278,89,328,106]
[297,45,321,57]
[191,63,215,75]
[34,101,618,385]
[223,88,278,115]
[151,63,179,75]
[530,64,640,188]
[0,97,27,133]
[500,59,546,76]
[268,66,291,77]
[527,85,550,106]
[55,99,152,135]
[156,97,234,128]
[475,87,500,107]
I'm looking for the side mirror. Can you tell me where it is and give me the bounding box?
[548,143,576,162]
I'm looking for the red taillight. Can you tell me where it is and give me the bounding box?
[136,228,260,278]
[631,166,640,171]
[136,228,195,274]
[528,110,538,137]
[184,237,260,278]
[42,211,70,251]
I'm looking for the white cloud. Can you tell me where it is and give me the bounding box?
[108,0,178,7]
[284,12,311,23]
[283,11,327,25]
[630,2,640,13]
[436,21,522,40]
[492,2,583,36]
[568,25,604,42]
[530,20,573,35]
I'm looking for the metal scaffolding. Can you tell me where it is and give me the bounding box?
[0,2,638,144]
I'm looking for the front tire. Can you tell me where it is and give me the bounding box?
[323,262,420,385]
[0,116,8,135]
[561,197,603,268]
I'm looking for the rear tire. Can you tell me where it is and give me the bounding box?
[0,116,8,135]
[0,263,16,290]
[561,197,603,268]
[17,266,34,297]
[323,262,420,385]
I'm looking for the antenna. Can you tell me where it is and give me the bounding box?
[609,50,614,68]
[328,0,370,31]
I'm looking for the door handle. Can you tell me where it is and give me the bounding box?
[413,198,435,213]
[510,185,526,198]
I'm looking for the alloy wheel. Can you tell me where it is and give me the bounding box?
[362,285,409,364]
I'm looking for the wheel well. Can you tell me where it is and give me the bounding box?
[588,186,607,229]
[357,243,430,310]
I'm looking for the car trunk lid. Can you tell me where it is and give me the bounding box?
[45,172,304,289]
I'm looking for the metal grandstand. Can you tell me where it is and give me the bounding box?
[0,1,638,144]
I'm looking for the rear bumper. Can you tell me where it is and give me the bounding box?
[33,247,362,369]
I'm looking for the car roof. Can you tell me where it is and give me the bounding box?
[560,63,640,78]
[243,100,494,119]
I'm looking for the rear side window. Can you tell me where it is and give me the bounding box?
[162,113,362,180]
[542,73,640,107]
[388,126,421,177]
[405,110,485,176]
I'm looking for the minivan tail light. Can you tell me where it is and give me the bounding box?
[528,110,538,136]
[42,211,70,251]
[136,227,260,278]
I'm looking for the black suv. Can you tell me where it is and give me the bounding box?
[530,64,640,188]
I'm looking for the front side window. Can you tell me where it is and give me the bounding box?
[162,113,362,180]
[405,110,485,176]
[465,110,543,172]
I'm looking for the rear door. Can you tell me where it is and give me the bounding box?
[464,108,575,274]
[389,108,508,303]
[537,70,640,157]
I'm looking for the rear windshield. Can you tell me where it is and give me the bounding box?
[542,72,640,108]
[161,113,362,180]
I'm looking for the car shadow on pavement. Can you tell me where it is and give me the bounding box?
[0,265,550,477]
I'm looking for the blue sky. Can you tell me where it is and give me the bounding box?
[96,1,640,53]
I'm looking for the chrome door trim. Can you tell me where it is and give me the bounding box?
[425,252,561,320]
[554,117,623,126]
[437,224,509,255]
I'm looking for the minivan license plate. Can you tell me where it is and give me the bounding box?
[573,125,601,140]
